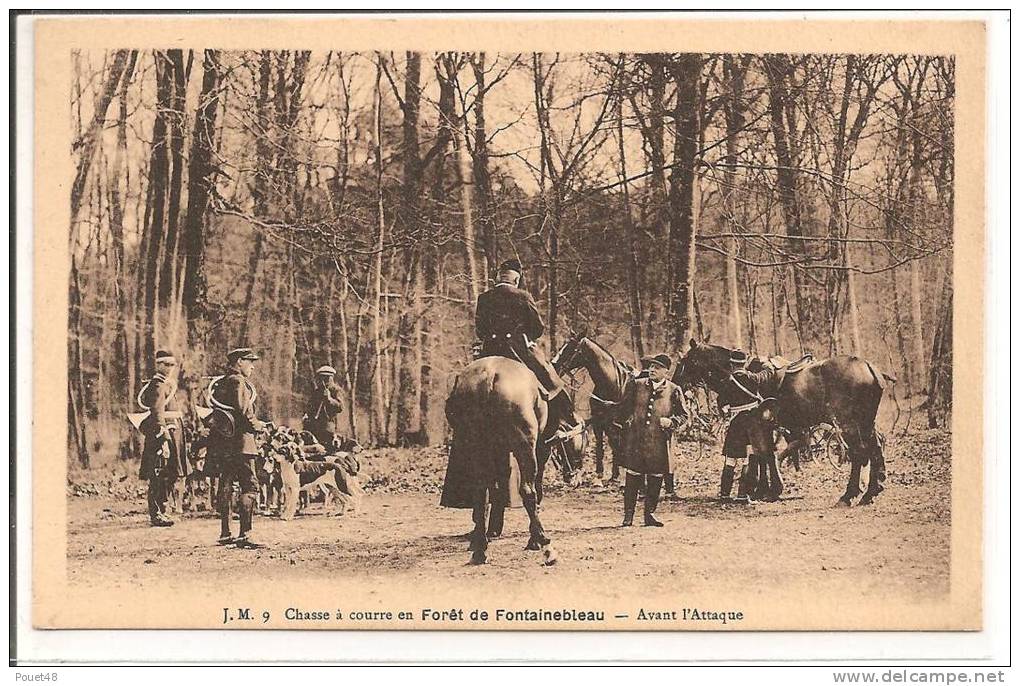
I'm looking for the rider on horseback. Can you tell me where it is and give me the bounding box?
[475,258,577,430]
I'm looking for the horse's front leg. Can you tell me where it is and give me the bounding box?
[469,485,490,565]
[535,448,547,505]
[594,427,606,479]
[763,450,784,501]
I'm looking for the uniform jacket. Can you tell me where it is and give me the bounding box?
[302,379,344,444]
[209,371,261,456]
[475,283,545,343]
[720,367,780,458]
[614,377,689,475]
[138,373,190,480]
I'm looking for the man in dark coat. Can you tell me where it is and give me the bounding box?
[474,258,575,428]
[303,365,344,448]
[138,350,189,527]
[718,350,782,502]
[611,354,689,527]
[207,347,266,548]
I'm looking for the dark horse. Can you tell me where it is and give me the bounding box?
[676,339,890,506]
[444,356,581,565]
[553,334,637,480]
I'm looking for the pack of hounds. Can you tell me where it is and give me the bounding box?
[174,424,364,521]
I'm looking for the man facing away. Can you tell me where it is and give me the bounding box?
[138,349,190,527]
[208,347,267,549]
[474,258,576,430]
[302,364,344,448]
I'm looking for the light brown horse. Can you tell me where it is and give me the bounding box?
[444,356,561,565]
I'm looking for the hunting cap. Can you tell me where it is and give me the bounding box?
[227,347,260,363]
[315,365,337,376]
[497,258,523,275]
[641,353,672,370]
[729,349,749,365]
[154,349,177,364]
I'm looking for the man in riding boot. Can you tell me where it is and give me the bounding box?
[208,347,267,549]
[609,354,689,527]
[475,258,576,430]
[303,364,344,448]
[139,350,190,527]
[719,352,781,503]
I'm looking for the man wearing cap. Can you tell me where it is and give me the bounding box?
[474,258,575,427]
[208,347,266,548]
[610,354,689,527]
[302,365,344,449]
[718,351,781,502]
[138,350,190,527]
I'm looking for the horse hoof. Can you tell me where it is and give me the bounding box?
[525,540,541,551]
[469,552,487,565]
[486,532,502,541]
[835,498,852,508]
[542,546,558,566]
[859,496,874,506]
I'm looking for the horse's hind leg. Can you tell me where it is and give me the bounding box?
[838,431,866,506]
[469,486,490,565]
[515,443,554,562]
[594,428,605,479]
[858,431,887,506]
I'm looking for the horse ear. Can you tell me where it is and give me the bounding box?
[689,338,698,350]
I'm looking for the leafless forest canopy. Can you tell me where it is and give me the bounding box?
[68,50,954,466]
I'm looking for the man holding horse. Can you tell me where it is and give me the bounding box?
[610,354,689,527]
[474,258,577,430]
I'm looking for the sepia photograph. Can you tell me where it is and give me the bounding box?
[22,14,991,643]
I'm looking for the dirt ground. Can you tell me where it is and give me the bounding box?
[66,426,951,609]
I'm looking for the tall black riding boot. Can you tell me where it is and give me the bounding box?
[644,475,664,527]
[622,473,640,527]
[719,464,736,500]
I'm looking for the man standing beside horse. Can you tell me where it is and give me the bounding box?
[610,354,689,527]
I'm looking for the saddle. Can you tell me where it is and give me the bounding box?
[767,353,814,374]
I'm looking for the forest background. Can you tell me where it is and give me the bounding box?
[67,50,954,465]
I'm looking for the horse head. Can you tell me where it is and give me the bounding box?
[675,339,738,389]
[552,330,589,375]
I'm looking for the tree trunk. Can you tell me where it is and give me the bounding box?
[158,50,189,317]
[240,51,273,343]
[723,54,746,347]
[371,56,387,444]
[70,49,132,228]
[107,51,137,395]
[927,271,952,428]
[666,54,702,353]
[396,52,424,442]
[182,49,221,352]
[615,77,645,358]
[470,53,497,276]
[138,50,175,366]
[763,55,813,353]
